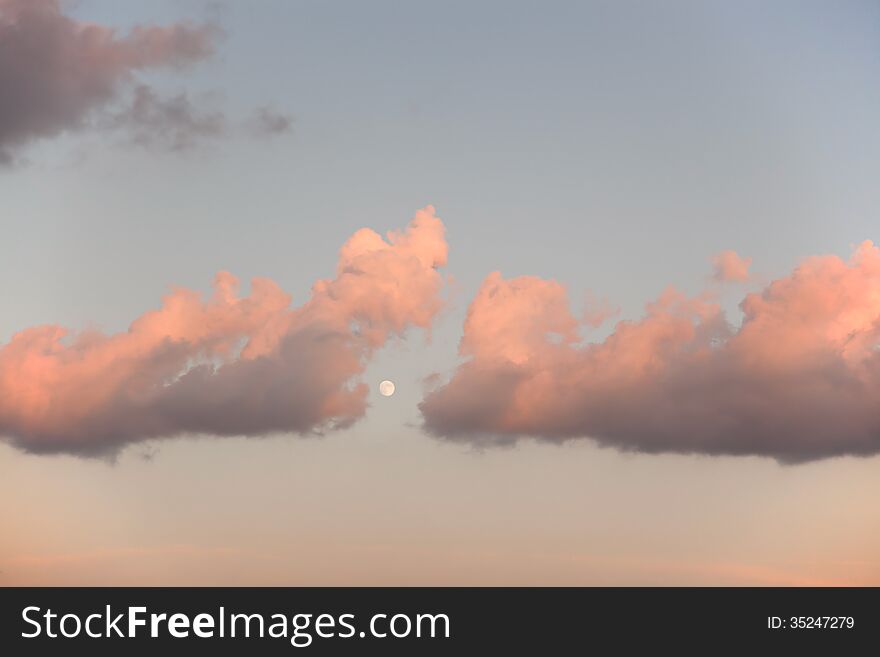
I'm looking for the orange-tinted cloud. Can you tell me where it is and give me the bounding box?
[712,250,752,282]
[0,207,447,456]
[421,241,880,462]
[582,291,620,329]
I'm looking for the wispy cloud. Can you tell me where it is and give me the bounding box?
[711,250,752,283]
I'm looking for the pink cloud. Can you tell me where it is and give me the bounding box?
[582,291,620,328]
[0,207,447,456]
[421,241,880,462]
[712,250,752,282]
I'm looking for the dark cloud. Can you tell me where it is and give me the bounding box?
[0,0,216,162]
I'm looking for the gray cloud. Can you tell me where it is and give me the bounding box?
[0,0,217,162]
[0,207,448,457]
[248,106,294,137]
[111,85,227,151]
[0,0,291,163]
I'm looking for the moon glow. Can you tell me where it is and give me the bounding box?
[379,380,396,397]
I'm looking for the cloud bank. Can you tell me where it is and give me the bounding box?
[421,241,880,462]
[0,207,447,456]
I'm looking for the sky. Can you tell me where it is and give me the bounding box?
[1,0,879,585]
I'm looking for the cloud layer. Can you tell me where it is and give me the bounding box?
[0,207,447,456]
[421,241,880,462]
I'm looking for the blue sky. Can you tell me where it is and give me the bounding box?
[1,0,879,585]
[5,0,880,337]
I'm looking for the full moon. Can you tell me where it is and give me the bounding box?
[378,380,396,397]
